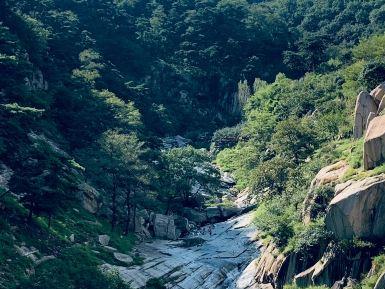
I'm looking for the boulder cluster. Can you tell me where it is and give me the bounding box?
[249,83,385,289]
[353,83,385,169]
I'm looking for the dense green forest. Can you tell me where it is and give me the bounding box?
[3,0,385,288]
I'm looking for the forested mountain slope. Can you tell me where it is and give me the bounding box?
[3,0,385,288]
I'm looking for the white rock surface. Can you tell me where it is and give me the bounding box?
[98,234,110,246]
[114,252,133,264]
[101,213,259,289]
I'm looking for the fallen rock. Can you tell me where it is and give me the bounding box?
[302,161,349,224]
[206,207,222,221]
[77,182,100,213]
[153,214,177,240]
[353,91,378,138]
[221,172,236,185]
[371,82,385,104]
[113,252,133,264]
[364,115,385,170]
[325,175,385,239]
[374,271,385,289]
[98,234,110,246]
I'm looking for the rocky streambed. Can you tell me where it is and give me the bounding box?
[102,212,260,289]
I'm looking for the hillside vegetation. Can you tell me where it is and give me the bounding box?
[3,0,385,288]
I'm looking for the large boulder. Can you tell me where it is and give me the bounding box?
[77,182,100,213]
[353,91,378,139]
[364,115,385,170]
[325,175,385,240]
[302,161,349,224]
[153,214,177,240]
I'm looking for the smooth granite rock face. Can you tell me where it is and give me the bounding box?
[101,213,260,289]
[364,115,385,170]
[325,175,385,240]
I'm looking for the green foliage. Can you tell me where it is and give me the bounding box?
[360,254,385,289]
[359,60,385,89]
[254,198,297,248]
[160,146,220,212]
[286,218,332,255]
[145,278,166,289]
[18,246,131,289]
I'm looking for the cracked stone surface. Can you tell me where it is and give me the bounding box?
[101,213,260,289]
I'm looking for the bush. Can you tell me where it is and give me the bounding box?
[286,218,332,255]
[359,61,385,90]
[254,198,297,248]
[18,246,131,289]
[210,125,242,152]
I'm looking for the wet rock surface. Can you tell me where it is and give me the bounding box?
[101,213,259,289]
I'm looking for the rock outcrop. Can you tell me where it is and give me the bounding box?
[353,91,378,138]
[294,244,372,288]
[77,182,100,213]
[152,214,177,240]
[302,161,349,224]
[242,242,314,289]
[364,115,385,170]
[325,175,385,240]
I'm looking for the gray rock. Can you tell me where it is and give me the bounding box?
[69,234,75,242]
[325,175,385,239]
[184,208,207,224]
[353,91,378,139]
[153,214,177,240]
[366,111,377,130]
[101,213,259,289]
[77,183,100,213]
[113,252,133,264]
[98,234,110,246]
[364,115,385,170]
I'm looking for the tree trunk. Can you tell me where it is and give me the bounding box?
[124,188,132,235]
[111,174,118,231]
